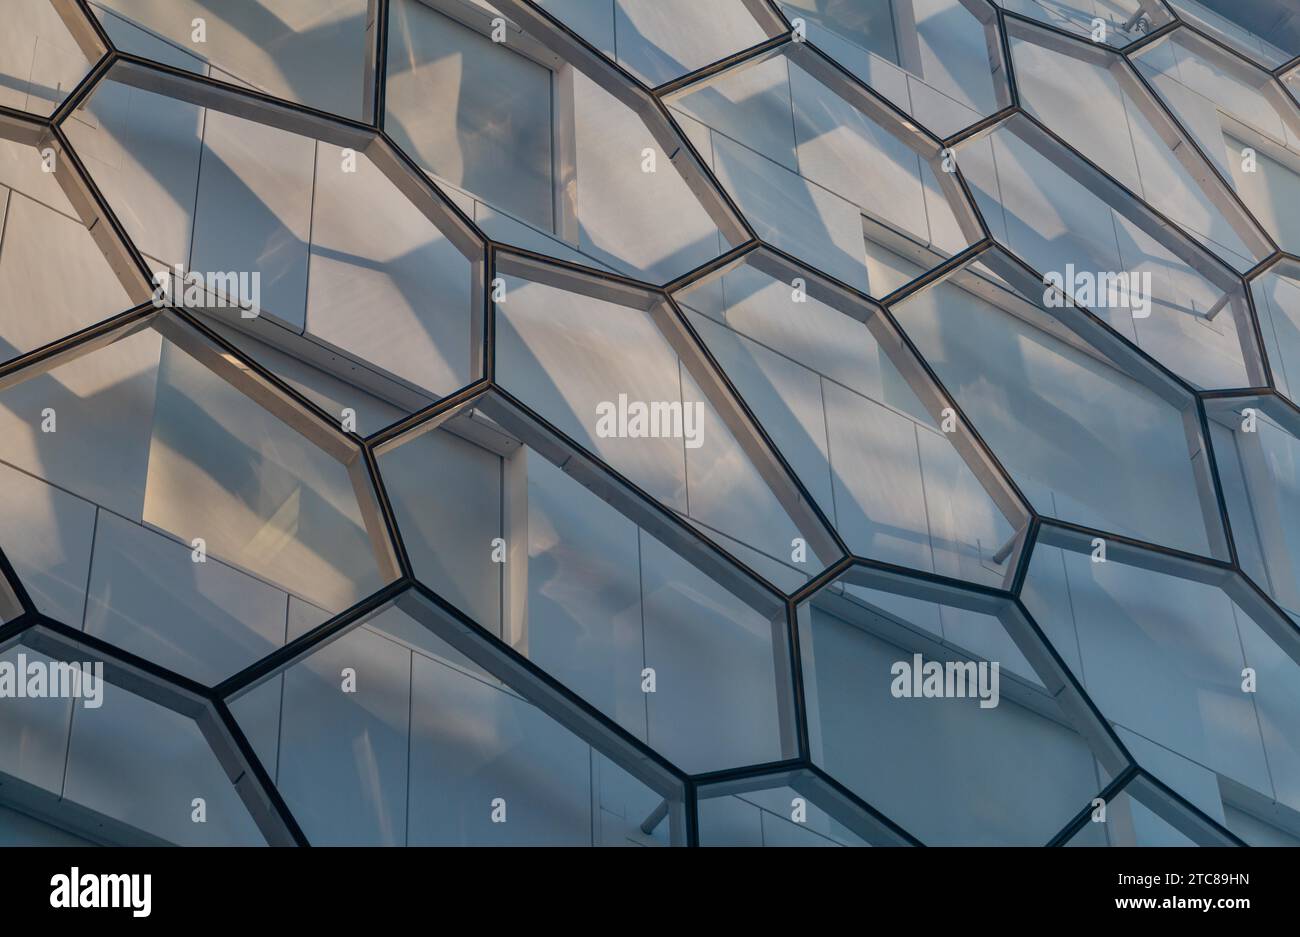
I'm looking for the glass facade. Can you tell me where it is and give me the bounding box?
[0,0,1298,847]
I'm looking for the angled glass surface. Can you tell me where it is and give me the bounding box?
[492,255,842,584]
[1022,525,1300,825]
[1,0,97,117]
[1164,0,1300,70]
[1131,28,1300,255]
[377,395,798,776]
[61,72,484,415]
[537,0,778,88]
[1006,17,1271,271]
[0,133,136,367]
[227,598,677,845]
[1206,396,1300,621]
[695,772,875,847]
[0,321,395,684]
[956,114,1264,389]
[993,0,1173,49]
[0,640,266,845]
[797,565,1121,845]
[94,0,373,118]
[779,0,1011,137]
[667,41,982,297]
[1063,776,1243,846]
[1252,261,1300,403]
[675,250,1029,588]
[890,248,1227,558]
[387,0,738,283]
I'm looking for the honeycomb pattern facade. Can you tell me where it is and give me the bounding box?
[0,0,1297,846]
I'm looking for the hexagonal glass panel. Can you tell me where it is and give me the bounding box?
[891,247,1228,558]
[377,394,799,775]
[386,0,738,283]
[675,250,1030,588]
[796,565,1119,844]
[667,41,982,296]
[956,113,1265,390]
[1007,17,1272,271]
[63,75,483,418]
[1023,525,1300,826]
[1131,28,1300,256]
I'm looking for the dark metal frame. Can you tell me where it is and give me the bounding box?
[0,0,1294,846]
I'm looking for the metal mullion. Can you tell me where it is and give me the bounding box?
[0,547,36,619]
[800,763,923,845]
[20,616,308,846]
[364,0,390,128]
[45,124,155,304]
[653,34,792,99]
[749,243,1034,535]
[981,241,1205,405]
[986,2,1017,108]
[0,302,158,390]
[834,557,1019,609]
[788,39,944,152]
[218,579,408,701]
[107,53,376,150]
[940,104,1016,150]
[648,93,757,245]
[1011,111,1244,292]
[1044,764,1139,845]
[48,44,115,129]
[1127,769,1247,845]
[154,309,360,463]
[738,0,793,36]
[1115,16,1180,56]
[46,0,112,64]
[663,240,760,295]
[1225,565,1300,666]
[197,699,309,845]
[0,105,49,147]
[493,244,663,307]
[657,295,849,564]
[1006,598,1136,776]
[25,616,210,717]
[366,379,491,448]
[366,132,485,256]
[1034,517,1235,578]
[1116,55,1278,259]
